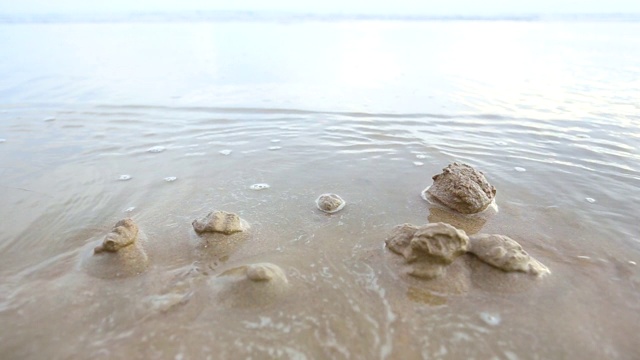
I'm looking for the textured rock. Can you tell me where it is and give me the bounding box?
[83,218,149,278]
[385,222,469,279]
[192,211,248,235]
[211,263,290,308]
[426,162,496,214]
[94,218,138,253]
[315,193,346,213]
[469,234,550,276]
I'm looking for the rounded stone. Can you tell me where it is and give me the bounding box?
[385,222,469,279]
[425,162,496,214]
[315,193,346,213]
[210,263,290,308]
[192,211,249,235]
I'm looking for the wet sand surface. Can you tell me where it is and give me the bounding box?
[1,20,640,359]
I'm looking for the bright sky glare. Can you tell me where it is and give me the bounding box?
[2,0,640,15]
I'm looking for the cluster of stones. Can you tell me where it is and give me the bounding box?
[388,161,550,280]
[385,222,550,279]
[83,161,549,300]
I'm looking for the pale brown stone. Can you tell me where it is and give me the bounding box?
[426,162,496,214]
[192,211,248,235]
[469,234,550,276]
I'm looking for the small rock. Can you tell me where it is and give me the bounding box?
[192,211,248,235]
[426,162,496,214]
[468,234,550,276]
[315,193,346,213]
[94,218,139,253]
[385,222,469,279]
[212,262,290,308]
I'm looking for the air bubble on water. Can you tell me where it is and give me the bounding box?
[147,146,166,153]
[164,177,177,182]
[514,167,526,172]
[268,146,282,151]
[479,312,501,326]
[219,149,232,155]
[249,183,270,190]
[585,197,596,203]
[270,139,281,143]
[415,154,427,159]
[44,117,56,122]
[124,206,136,213]
[118,175,132,181]
[413,161,424,166]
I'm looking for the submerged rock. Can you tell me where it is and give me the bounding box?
[315,193,346,214]
[210,263,290,308]
[425,162,496,214]
[192,211,249,235]
[469,234,550,276]
[83,218,149,278]
[385,222,469,279]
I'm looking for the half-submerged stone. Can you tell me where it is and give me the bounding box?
[192,210,248,235]
[426,162,496,214]
[315,193,346,214]
[385,222,469,279]
[469,234,550,277]
[83,218,149,278]
[94,218,138,253]
[211,263,290,308]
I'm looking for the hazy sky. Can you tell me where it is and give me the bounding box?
[2,0,640,15]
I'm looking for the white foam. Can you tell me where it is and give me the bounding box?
[514,167,526,172]
[164,177,177,182]
[219,149,232,155]
[118,175,132,181]
[250,183,270,190]
[413,161,424,166]
[147,146,166,153]
[268,146,282,151]
[585,197,596,203]
[479,312,501,326]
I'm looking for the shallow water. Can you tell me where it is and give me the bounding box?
[1,19,639,359]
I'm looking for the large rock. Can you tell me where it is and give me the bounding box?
[385,222,469,279]
[469,234,550,277]
[192,211,248,235]
[426,163,496,214]
[83,218,149,278]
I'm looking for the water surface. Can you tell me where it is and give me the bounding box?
[0,19,639,359]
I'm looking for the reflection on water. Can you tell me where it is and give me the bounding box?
[0,19,639,359]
